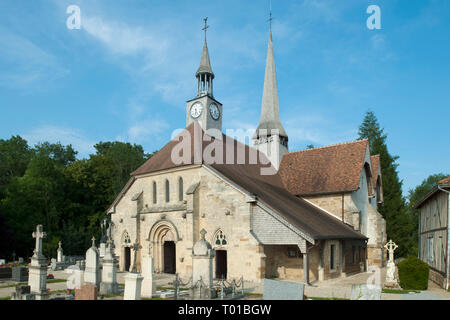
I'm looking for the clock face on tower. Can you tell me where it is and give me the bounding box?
[209,103,220,120]
[190,102,203,119]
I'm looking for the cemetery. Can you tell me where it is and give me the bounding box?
[1,222,449,301]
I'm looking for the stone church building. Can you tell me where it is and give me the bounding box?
[107,27,386,284]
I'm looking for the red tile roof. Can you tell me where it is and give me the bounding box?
[278,140,369,196]
[371,155,381,186]
[130,122,366,241]
[438,177,450,185]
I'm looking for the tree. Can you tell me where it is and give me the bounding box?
[407,173,449,251]
[358,111,415,257]
[0,136,33,198]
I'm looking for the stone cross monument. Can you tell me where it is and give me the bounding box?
[124,242,144,300]
[192,229,215,298]
[57,241,64,263]
[141,239,155,298]
[384,240,400,288]
[85,237,101,287]
[32,225,46,258]
[28,225,49,300]
[100,235,119,295]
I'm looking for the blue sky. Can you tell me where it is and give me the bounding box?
[0,0,449,196]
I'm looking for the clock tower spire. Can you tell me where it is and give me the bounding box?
[186,18,223,134]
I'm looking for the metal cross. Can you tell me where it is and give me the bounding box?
[267,0,273,32]
[202,17,209,42]
[32,225,47,255]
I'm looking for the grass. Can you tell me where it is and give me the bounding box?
[156,286,188,291]
[102,293,124,298]
[308,297,349,301]
[0,296,11,300]
[0,278,66,289]
[382,289,420,294]
[244,292,263,298]
[47,279,67,284]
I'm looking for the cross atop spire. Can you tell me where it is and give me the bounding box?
[202,17,209,44]
[267,0,273,33]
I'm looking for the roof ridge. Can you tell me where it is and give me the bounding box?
[286,139,368,156]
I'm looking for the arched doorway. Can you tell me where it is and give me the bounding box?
[124,247,131,272]
[121,231,132,272]
[149,222,178,274]
[164,241,176,274]
[213,229,228,279]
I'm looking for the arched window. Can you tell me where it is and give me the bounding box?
[214,230,227,247]
[179,177,183,201]
[153,182,157,204]
[122,231,131,245]
[165,179,170,203]
[364,163,374,197]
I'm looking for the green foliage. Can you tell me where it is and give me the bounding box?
[407,173,449,250]
[0,137,153,259]
[397,256,429,290]
[358,111,415,257]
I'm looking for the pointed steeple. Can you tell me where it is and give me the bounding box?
[253,31,288,140]
[195,18,215,97]
[196,40,214,77]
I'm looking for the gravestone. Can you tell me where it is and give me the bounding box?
[12,266,28,282]
[100,239,119,295]
[0,259,6,265]
[141,245,156,298]
[28,225,49,300]
[10,285,34,300]
[124,242,144,300]
[350,284,382,300]
[192,229,216,299]
[84,237,101,287]
[263,279,305,300]
[18,257,24,265]
[75,284,98,300]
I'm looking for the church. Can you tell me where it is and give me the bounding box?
[107,22,387,284]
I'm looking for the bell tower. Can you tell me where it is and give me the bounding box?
[252,15,289,171]
[186,18,223,134]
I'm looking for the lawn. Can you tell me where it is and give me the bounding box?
[382,288,420,294]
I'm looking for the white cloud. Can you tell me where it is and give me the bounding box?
[0,28,69,90]
[127,119,170,143]
[23,125,96,157]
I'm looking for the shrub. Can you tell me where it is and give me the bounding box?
[397,256,429,290]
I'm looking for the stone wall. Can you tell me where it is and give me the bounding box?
[111,166,264,282]
[263,245,319,282]
[429,268,446,289]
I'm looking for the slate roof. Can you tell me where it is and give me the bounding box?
[278,140,369,196]
[131,123,366,241]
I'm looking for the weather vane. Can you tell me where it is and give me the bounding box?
[202,17,209,42]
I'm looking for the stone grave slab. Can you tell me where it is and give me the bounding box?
[350,284,381,300]
[262,279,305,300]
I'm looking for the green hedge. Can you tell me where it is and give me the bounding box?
[397,256,429,290]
